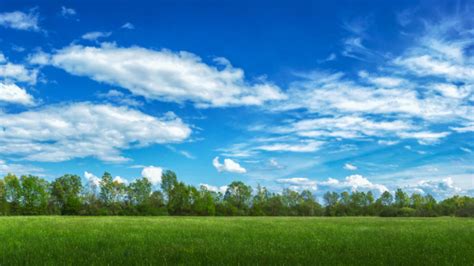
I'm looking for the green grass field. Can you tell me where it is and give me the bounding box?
[0,217,473,265]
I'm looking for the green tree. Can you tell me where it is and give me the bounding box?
[394,188,409,208]
[265,193,285,216]
[299,190,322,216]
[99,172,114,206]
[224,181,252,215]
[4,174,21,214]
[20,175,49,215]
[51,174,83,215]
[147,191,167,215]
[161,170,177,201]
[365,191,376,215]
[323,191,339,216]
[350,191,367,216]
[167,182,191,215]
[127,177,152,214]
[252,185,270,216]
[378,191,393,206]
[0,179,7,215]
[190,185,216,216]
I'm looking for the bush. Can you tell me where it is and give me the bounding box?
[456,202,474,217]
[397,207,416,217]
[379,207,399,217]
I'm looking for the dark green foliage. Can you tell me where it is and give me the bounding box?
[0,179,6,215]
[51,174,83,215]
[0,171,473,217]
[224,181,252,215]
[19,175,50,215]
[161,170,177,200]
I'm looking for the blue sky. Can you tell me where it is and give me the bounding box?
[0,0,472,199]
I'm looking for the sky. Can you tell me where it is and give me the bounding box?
[0,0,473,199]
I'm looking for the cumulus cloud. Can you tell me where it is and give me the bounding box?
[276,177,317,191]
[0,10,39,31]
[49,44,286,107]
[113,176,128,184]
[0,103,191,162]
[27,51,51,65]
[141,166,163,185]
[213,157,246,174]
[344,163,357,170]
[0,60,38,84]
[84,172,128,185]
[199,183,228,194]
[84,171,101,186]
[404,177,464,199]
[82,32,112,41]
[0,83,34,105]
[319,175,389,194]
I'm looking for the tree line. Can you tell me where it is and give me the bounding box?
[0,171,473,217]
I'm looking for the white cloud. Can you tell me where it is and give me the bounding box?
[27,51,51,65]
[276,177,317,191]
[82,32,112,41]
[0,62,38,84]
[141,166,163,185]
[121,22,134,29]
[49,44,286,107]
[84,171,101,186]
[0,82,34,105]
[0,103,191,162]
[404,177,463,199]
[269,158,284,169]
[344,163,357,170]
[0,10,39,31]
[257,140,323,152]
[266,14,474,148]
[319,175,389,194]
[213,157,246,174]
[378,140,399,146]
[0,159,43,176]
[397,131,450,144]
[60,6,76,17]
[199,183,227,194]
[96,89,142,107]
[432,83,471,99]
[358,71,406,88]
[113,176,128,184]
[451,122,474,133]
[279,72,468,122]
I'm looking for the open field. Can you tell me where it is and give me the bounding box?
[0,217,473,265]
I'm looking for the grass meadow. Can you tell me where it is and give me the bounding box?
[0,216,473,265]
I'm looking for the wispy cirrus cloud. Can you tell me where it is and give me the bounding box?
[60,6,76,18]
[81,31,112,41]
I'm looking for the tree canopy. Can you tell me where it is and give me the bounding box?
[0,171,473,217]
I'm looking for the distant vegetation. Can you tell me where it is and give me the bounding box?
[0,171,473,217]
